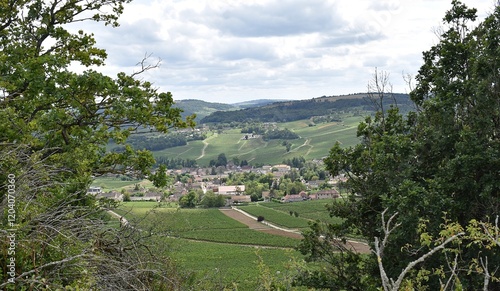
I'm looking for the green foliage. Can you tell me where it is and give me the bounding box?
[263,128,299,140]
[309,2,500,290]
[297,221,378,290]
[155,156,197,169]
[179,190,198,208]
[199,191,225,208]
[209,153,228,167]
[0,0,193,288]
[149,164,170,189]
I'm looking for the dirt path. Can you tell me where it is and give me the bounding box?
[196,140,209,160]
[220,208,371,253]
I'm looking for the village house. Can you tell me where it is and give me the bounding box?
[280,191,308,203]
[273,164,291,173]
[87,186,102,195]
[97,191,123,201]
[87,187,124,201]
[129,191,162,201]
[309,189,340,200]
[307,180,324,189]
[229,195,252,204]
[215,185,246,195]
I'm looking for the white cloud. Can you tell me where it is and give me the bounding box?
[67,0,495,103]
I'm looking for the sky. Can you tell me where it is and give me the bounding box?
[73,0,497,103]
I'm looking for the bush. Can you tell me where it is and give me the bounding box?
[257,216,265,222]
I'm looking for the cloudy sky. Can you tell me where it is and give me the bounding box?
[77,0,496,103]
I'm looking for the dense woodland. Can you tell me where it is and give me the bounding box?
[113,132,205,152]
[1,0,500,290]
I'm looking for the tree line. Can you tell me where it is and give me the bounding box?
[112,132,204,152]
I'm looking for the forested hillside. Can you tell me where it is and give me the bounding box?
[200,93,412,123]
[173,99,238,120]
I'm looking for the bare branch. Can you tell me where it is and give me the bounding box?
[131,52,162,78]
[374,208,464,291]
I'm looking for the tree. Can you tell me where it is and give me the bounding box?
[150,164,171,189]
[282,140,292,152]
[216,153,227,167]
[0,0,193,289]
[301,2,500,289]
[200,191,225,208]
[179,190,199,208]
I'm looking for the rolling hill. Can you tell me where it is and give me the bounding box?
[173,99,239,120]
[120,93,414,166]
[199,93,412,123]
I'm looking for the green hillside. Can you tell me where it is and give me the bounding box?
[200,93,411,123]
[150,113,364,166]
[115,94,412,166]
[173,99,239,120]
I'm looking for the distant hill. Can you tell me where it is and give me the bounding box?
[232,99,291,109]
[173,99,239,120]
[200,93,413,124]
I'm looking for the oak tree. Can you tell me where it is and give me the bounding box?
[300,1,500,289]
[0,0,193,289]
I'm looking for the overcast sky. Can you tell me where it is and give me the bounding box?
[76,0,497,103]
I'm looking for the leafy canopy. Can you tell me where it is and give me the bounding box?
[300,1,500,290]
[0,0,193,289]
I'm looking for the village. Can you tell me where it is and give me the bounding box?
[88,161,347,206]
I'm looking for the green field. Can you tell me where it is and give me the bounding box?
[112,202,306,289]
[238,199,343,229]
[150,114,364,166]
[238,205,311,229]
[165,238,304,290]
[117,203,300,247]
[258,200,343,224]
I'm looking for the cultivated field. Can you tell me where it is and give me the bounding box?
[238,199,343,229]
[117,203,301,248]
[114,202,307,289]
[151,114,364,166]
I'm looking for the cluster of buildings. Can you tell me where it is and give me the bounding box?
[88,163,347,204]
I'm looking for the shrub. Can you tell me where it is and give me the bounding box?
[257,216,265,222]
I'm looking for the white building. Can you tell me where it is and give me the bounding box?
[216,185,245,195]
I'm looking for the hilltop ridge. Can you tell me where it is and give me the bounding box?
[199,93,412,123]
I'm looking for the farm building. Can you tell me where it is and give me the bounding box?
[280,191,308,203]
[216,185,246,195]
[229,195,252,204]
[309,189,340,200]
